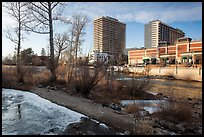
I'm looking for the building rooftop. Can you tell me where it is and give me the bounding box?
[177,37,192,42]
[147,20,185,34]
[93,16,126,25]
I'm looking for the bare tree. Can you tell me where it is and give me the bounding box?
[66,26,75,84]
[3,2,31,83]
[61,14,89,68]
[24,2,67,82]
[54,33,69,64]
[60,14,89,83]
[71,14,89,68]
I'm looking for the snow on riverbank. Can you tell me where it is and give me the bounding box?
[2,88,109,135]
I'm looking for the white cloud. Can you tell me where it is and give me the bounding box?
[63,2,202,24]
[2,2,201,27]
[2,7,16,28]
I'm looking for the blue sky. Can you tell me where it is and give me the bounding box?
[2,2,202,58]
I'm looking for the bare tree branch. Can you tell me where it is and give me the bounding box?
[54,32,69,64]
[4,29,19,44]
[23,24,50,34]
[3,2,31,83]
[51,2,60,10]
[39,2,49,10]
[29,2,49,14]
[71,14,89,68]
[24,2,68,82]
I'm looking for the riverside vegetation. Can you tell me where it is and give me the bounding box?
[2,62,202,135]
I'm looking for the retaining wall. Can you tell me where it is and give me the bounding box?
[125,66,202,81]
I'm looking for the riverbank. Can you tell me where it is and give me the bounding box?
[29,87,136,134]
[2,65,202,134]
[2,86,202,135]
[27,87,202,135]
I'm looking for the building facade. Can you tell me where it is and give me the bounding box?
[88,51,114,65]
[144,20,185,49]
[93,16,126,59]
[129,37,202,65]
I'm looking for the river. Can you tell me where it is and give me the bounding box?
[110,72,202,100]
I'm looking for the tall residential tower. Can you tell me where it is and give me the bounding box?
[144,20,185,49]
[93,16,126,58]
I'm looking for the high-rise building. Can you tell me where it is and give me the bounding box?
[144,20,185,49]
[93,16,126,58]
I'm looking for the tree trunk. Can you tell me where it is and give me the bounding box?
[17,2,23,83]
[74,34,80,76]
[48,2,56,83]
[67,31,74,84]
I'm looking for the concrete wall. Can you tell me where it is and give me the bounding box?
[126,66,202,81]
[149,67,202,81]
[128,66,144,74]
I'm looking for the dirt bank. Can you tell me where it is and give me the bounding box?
[29,87,135,133]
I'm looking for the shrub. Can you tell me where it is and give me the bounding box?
[56,63,67,80]
[121,77,151,99]
[124,104,154,135]
[125,104,141,114]
[32,70,51,86]
[133,121,154,135]
[2,66,18,88]
[155,101,193,123]
[71,60,108,98]
[91,77,155,101]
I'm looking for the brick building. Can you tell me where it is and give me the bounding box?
[128,37,202,65]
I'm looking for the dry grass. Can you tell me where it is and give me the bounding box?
[32,70,51,86]
[155,101,193,123]
[2,67,18,88]
[133,121,154,135]
[120,78,153,99]
[2,64,68,91]
[123,103,154,135]
[2,66,34,90]
[90,77,156,114]
[56,64,68,80]
[91,77,156,104]
[2,65,51,90]
[124,104,141,114]
[71,64,108,98]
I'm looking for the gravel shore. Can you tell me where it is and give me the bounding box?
[29,87,135,133]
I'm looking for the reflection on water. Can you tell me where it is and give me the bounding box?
[112,72,202,100]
